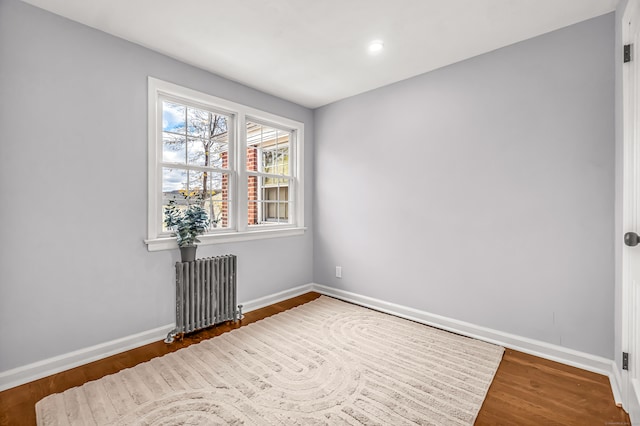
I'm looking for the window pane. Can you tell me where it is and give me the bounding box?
[187,108,228,139]
[247,145,258,173]
[260,147,290,176]
[187,138,204,166]
[203,172,230,229]
[162,168,187,194]
[277,146,289,176]
[248,201,290,225]
[209,201,229,229]
[211,142,229,169]
[247,176,290,225]
[263,149,276,175]
[162,167,230,231]
[162,168,186,232]
[163,133,186,164]
[246,121,290,174]
[278,202,289,220]
[188,171,223,202]
[162,101,185,133]
[187,137,228,169]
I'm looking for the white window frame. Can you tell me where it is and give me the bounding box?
[145,77,305,251]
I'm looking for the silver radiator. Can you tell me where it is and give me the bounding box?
[165,255,240,343]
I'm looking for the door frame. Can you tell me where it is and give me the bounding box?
[622,0,640,412]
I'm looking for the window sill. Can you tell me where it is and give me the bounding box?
[145,227,307,252]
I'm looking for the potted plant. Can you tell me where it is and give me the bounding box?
[164,201,210,262]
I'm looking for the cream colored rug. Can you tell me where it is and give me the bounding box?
[36,296,504,425]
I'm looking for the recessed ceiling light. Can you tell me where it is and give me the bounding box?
[368,40,384,54]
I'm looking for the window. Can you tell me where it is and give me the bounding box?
[146,78,304,250]
[246,121,292,225]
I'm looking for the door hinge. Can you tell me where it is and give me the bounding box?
[623,352,629,370]
[625,44,632,63]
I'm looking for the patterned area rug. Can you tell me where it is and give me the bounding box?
[36,296,504,425]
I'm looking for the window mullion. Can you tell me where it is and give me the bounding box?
[246,171,289,180]
[292,129,301,226]
[160,162,226,174]
[289,129,295,225]
[227,113,237,231]
[276,178,280,223]
[237,112,248,232]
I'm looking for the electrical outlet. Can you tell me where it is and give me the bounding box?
[335,266,342,278]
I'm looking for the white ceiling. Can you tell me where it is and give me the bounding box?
[21,0,618,108]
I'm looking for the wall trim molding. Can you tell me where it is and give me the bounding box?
[241,283,314,313]
[0,283,314,392]
[310,283,623,407]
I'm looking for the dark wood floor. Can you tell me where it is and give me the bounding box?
[0,292,631,425]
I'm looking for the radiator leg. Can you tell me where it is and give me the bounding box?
[164,330,177,344]
[237,304,244,321]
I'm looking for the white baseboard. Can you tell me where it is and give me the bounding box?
[610,363,625,408]
[240,283,314,313]
[0,324,174,392]
[310,283,624,408]
[0,283,314,392]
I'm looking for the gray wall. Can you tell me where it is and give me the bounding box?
[314,14,615,358]
[0,0,313,372]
